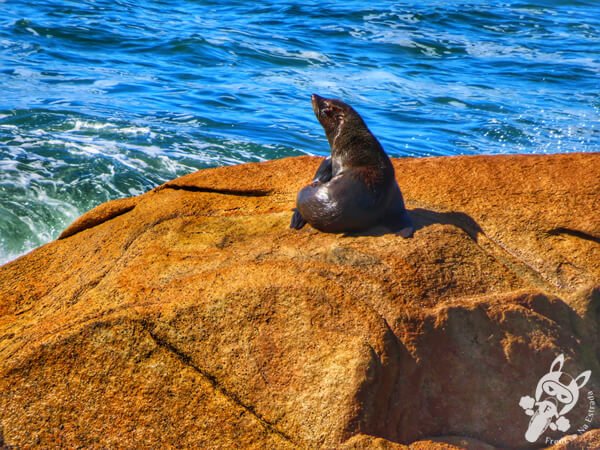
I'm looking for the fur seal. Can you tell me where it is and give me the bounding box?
[290,94,414,237]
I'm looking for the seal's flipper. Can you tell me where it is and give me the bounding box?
[290,208,307,230]
[396,225,414,238]
[312,157,333,183]
[384,208,414,238]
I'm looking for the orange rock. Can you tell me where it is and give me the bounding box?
[0,153,598,448]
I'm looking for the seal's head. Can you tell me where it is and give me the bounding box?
[311,94,387,169]
[311,94,366,147]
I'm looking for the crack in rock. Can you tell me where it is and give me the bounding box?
[58,201,137,240]
[58,182,270,240]
[158,183,271,197]
[139,321,296,445]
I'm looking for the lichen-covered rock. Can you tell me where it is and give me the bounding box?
[0,153,598,449]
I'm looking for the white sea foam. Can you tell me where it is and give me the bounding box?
[0,251,25,267]
[241,41,330,64]
[93,79,120,88]
[0,160,19,171]
[448,101,467,108]
[119,126,153,136]
[67,120,156,138]
[70,120,114,131]
[13,67,38,78]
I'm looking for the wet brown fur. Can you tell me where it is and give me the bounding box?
[290,94,413,236]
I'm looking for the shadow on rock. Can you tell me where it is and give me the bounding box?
[356,293,600,449]
[410,208,483,240]
[342,208,483,240]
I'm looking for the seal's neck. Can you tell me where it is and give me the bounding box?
[330,117,392,174]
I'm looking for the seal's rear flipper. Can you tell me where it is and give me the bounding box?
[385,209,414,238]
[396,226,414,238]
[290,208,307,230]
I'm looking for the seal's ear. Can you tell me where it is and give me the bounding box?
[575,370,591,389]
[550,354,565,373]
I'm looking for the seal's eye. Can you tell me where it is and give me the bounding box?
[322,107,343,121]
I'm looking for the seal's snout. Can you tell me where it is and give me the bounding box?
[311,94,324,116]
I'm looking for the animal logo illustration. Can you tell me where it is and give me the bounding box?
[519,354,591,443]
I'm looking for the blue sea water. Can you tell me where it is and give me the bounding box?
[1,1,599,264]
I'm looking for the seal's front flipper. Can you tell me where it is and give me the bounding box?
[396,225,414,238]
[290,208,307,230]
[385,209,414,238]
[312,157,333,183]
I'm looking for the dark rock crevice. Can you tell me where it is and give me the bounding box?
[138,320,297,446]
[58,200,137,240]
[159,183,271,197]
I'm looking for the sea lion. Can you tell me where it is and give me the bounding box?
[290,94,413,237]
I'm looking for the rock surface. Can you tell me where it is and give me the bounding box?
[0,153,598,449]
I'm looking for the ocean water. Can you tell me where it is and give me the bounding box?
[1,1,599,264]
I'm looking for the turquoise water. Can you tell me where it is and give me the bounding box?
[1,1,599,264]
